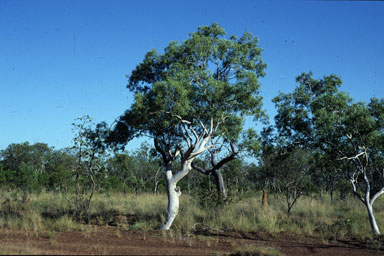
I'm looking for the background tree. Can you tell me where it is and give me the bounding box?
[259,145,315,216]
[0,142,53,196]
[0,164,6,188]
[191,142,237,203]
[71,115,108,214]
[272,72,384,235]
[16,162,39,201]
[310,152,343,202]
[45,149,76,193]
[105,143,162,194]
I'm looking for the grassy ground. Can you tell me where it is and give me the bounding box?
[0,190,383,242]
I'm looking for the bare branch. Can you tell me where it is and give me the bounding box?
[179,123,192,148]
[189,125,200,143]
[212,135,223,148]
[189,134,215,159]
[339,151,366,161]
[371,188,384,206]
[199,119,208,135]
[210,118,214,136]
[349,176,365,204]
[214,113,227,134]
[191,162,212,175]
[170,112,191,125]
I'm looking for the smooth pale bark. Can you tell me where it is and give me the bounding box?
[350,171,384,235]
[161,170,182,230]
[155,118,215,230]
[161,160,193,230]
[365,184,381,235]
[366,203,380,235]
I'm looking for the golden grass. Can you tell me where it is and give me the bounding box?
[0,190,383,240]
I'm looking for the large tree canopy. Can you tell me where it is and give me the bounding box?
[108,23,266,229]
[109,23,265,149]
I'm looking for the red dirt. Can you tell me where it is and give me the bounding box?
[0,226,382,255]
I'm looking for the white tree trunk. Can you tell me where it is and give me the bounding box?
[366,202,381,235]
[156,118,213,230]
[161,160,193,230]
[161,175,181,230]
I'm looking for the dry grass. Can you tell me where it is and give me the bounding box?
[0,190,383,240]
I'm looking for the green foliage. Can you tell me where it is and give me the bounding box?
[107,24,267,230]
[193,173,218,208]
[47,166,72,191]
[258,147,317,215]
[109,23,266,170]
[105,143,163,194]
[16,163,39,195]
[70,115,109,215]
[0,164,6,187]
[1,142,51,173]
[271,71,384,234]
[0,142,53,192]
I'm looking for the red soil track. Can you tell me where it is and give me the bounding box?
[0,226,382,255]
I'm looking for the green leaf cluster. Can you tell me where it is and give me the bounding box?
[110,23,266,153]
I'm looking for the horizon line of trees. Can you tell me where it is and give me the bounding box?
[0,138,358,203]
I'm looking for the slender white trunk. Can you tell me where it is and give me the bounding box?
[366,202,381,235]
[349,167,383,236]
[161,175,181,230]
[161,160,192,230]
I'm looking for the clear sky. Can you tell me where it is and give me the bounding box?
[1,0,383,151]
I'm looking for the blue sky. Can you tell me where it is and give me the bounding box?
[1,0,383,151]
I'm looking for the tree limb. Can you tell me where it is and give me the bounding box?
[191,162,212,175]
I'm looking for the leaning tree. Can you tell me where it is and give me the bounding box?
[108,23,266,230]
[273,72,384,235]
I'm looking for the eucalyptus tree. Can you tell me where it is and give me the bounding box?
[108,23,266,230]
[338,99,384,235]
[273,72,384,235]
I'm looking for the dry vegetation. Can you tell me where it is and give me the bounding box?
[1,191,384,238]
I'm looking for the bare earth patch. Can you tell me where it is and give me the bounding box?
[0,226,383,255]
